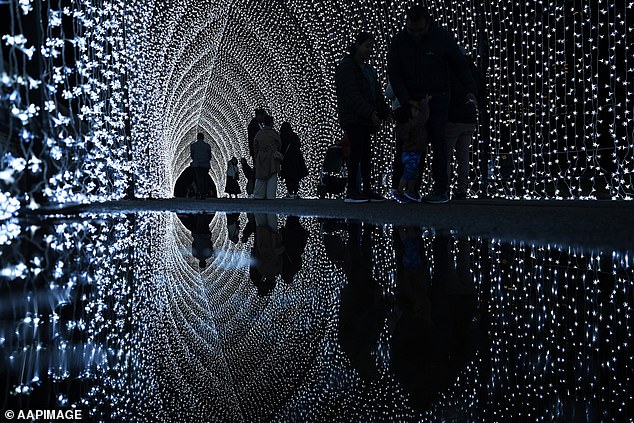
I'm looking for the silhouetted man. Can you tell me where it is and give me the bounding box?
[247,108,266,159]
[388,5,476,204]
[190,132,212,199]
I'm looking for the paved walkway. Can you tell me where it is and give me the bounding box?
[32,198,634,252]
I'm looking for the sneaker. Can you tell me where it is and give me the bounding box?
[394,192,412,204]
[424,191,449,204]
[344,193,369,203]
[364,191,387,202]
[404,191,422,203]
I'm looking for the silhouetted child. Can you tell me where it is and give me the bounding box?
[225,157,241,198]
[395,97,430,203]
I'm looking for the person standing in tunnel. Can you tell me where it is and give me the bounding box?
[248,108,267,159]
[335,31,390,203]
[253,114,282,199]
[388,5,477,204]
[190,132,212,199]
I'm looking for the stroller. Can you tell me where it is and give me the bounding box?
[317,144,348,199]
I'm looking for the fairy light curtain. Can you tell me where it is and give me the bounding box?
[0,0,631,213]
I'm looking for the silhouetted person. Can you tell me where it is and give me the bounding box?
[335,32,390,203]
[279,122,309,199]
[280,216,309,283]
[446,48,485,200]
[225,156,241,198]
[253,114,282,199]
[247,108,267,159]
[240,157,255,198]
[388,5,476,204]
[190,132,212,199]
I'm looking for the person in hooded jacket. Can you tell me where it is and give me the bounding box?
[388,5,477,204]
[335,32,390,203]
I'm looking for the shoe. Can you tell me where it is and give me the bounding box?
[394,192,412,203]
[453,192,467,200]
[364,191,386,202]
[344,193,369,203]
[424,191,449,204]
[403,191,422,202]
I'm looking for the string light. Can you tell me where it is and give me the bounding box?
[1,1,632,210]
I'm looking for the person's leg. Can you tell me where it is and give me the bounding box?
[427,95,450,194]
[359,130,373,195]
[445,122,461,189]
[345,126,364,196]
[193,168,206,197]
[391,124,405,191]
[254,179,266,199]
[266,174,278,199]
[455,124,475,195]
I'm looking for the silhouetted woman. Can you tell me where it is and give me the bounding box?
[279,122,309,199]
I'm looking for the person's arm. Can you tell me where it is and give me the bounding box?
[335,58,375,121]
[387,35,410,106]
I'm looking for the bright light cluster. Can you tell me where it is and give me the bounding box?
[1,0,632,211]
[1,0,130,214]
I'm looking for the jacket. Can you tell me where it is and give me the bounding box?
[190,140,211,168]
[448,57,485,124]
[335,55,389,130]
[253,127,282,179]
[396,100,430,152]
[387,25,475,105]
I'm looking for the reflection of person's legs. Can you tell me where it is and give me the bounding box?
[427,96,450,194]
[455,125,475,194]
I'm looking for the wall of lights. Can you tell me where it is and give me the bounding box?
[1,0,632,211]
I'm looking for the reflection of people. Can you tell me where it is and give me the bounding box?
[391,230,478,411]
[226,213,240,244]
[338,222,389,380]
[280,216,309,283]
[251,213,284,295]
[178,213,215,269]
[241,213,256,243]
[190,132,213,199]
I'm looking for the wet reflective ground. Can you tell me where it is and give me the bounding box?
[0,212,632,422]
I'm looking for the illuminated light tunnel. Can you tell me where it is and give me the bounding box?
[1,0,632,211]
